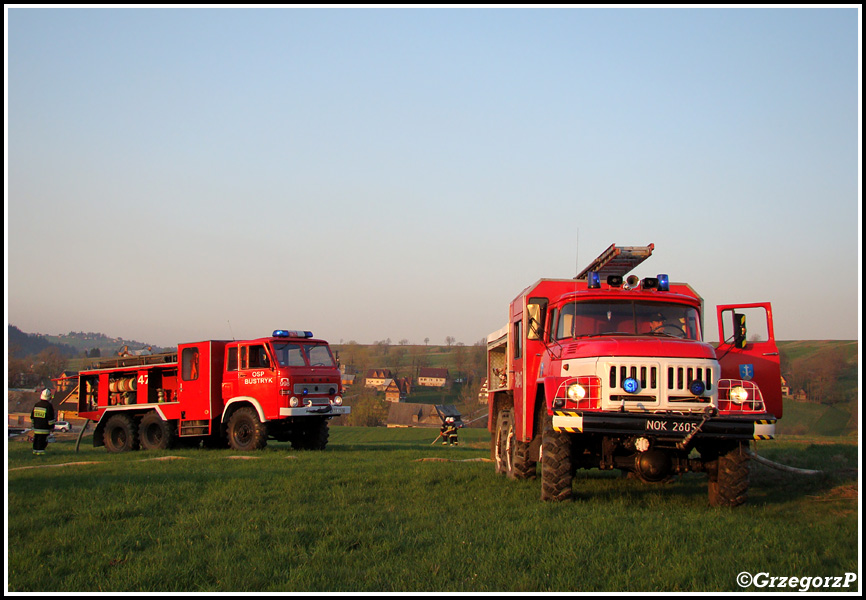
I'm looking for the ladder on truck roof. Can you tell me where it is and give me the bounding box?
[575,243,654,280]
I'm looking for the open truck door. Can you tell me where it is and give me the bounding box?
[716,302,783,418]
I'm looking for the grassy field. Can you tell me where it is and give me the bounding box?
[6,427,860,593]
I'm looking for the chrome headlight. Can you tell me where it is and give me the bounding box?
[729,386,749,404]
[567,384,587,401]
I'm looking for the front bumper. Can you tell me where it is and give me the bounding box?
[280,405,351,417]
[552,410,775,441]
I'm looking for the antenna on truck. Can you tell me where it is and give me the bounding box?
[227,320,236,340]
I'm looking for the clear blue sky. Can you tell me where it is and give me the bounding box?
[5,7,861,347]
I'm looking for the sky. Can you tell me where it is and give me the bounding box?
[4,6,862,348]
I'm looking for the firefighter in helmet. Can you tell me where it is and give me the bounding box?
[444,417,459,446]
[30,388,57,456]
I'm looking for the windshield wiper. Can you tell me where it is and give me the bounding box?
[577,332,640,338]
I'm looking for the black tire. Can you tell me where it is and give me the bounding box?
[290,418,330,450]
[709,442,750,507]
[227,407,268,451]
[493,411,511,475]
[139,412,175,451]
[507,413,537,480]
[103,413,140,453]
[304,418,329,450]
[540,411,573,501]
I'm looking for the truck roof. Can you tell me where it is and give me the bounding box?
[513,278,703,306]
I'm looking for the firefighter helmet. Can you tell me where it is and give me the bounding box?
[40,389,53,400]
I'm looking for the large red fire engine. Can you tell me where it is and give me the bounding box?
[74,330,349,452]
[487,244,782,506]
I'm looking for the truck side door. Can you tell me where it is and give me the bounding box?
[178,343,212,421]
[716,303,783,418]
[237,343,277,413]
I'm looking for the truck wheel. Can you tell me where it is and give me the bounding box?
[493,411,512,475]
[227,407,267,451]
[709,442,750,507]
[139,412,175,451]
[505,414,536,480]
[103,414,140,453]
[305,418,329,450]
[540,411,572,501]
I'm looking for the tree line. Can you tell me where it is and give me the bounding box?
[779,345,855,406]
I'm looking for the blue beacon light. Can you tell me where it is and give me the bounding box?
[623,378,640,394]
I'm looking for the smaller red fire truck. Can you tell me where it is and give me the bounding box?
[72,330,349,452]
[487,244,783,506]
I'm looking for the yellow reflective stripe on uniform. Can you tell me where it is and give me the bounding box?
[33,408,48,419]
[33,429,52,434]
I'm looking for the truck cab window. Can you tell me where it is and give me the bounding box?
[241,344,271,370]
[182,348,200,381]
[555,301,701,341]
[272,342,306,367]
[226,347,238,371]
[526,298,548,341]
[305,344,336,367]
[513,321,522,359]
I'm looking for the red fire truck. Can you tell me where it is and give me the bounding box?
[74,330,349,452]
[487,244,782,506]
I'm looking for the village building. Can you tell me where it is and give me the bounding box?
[386,403,461,428]
[383,377,412,402]
[365,369,393,388]
[417,367,449,388]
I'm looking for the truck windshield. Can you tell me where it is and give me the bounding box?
[272,342,336,368]
[554,300,701,341]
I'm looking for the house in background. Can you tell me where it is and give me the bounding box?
[366,369,393,388]
[384,377,412,402]
[386,403,461,428]
[418,367,449,387]
[384,380,401,402]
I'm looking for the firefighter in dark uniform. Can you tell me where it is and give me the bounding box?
[440,419,450,445]
[444,417,459,446]
[30,389,56,456]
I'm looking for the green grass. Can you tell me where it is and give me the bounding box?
[777,398,856,437]
[7,428,859,592]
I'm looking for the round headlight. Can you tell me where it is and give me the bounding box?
[730,386,749,404]
[333,396,343,406]
[567,384,587,401]
[289,396,300,407]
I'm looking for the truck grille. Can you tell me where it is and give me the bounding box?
[605,361,715,406]
[292,383,338,396]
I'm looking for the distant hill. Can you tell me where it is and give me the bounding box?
[8,325,78,358]
[7,325,172,359]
